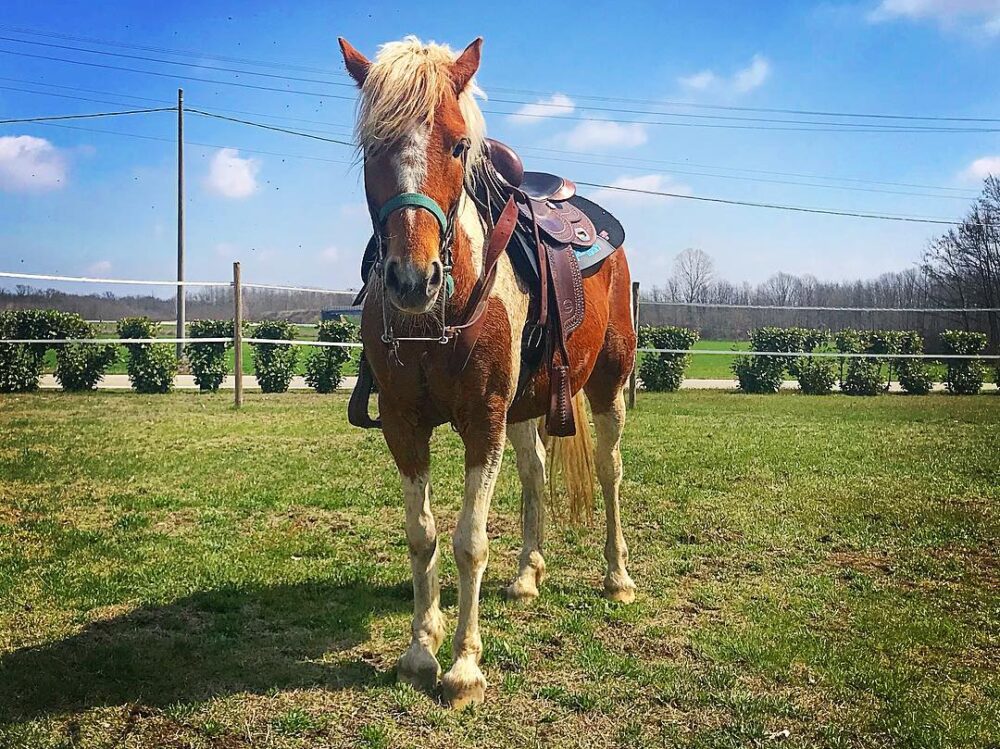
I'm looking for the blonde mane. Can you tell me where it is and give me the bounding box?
[356,36,486,177]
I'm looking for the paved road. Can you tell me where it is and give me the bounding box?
[36,374,996,392]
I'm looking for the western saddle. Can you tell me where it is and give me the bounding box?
[349,138,625,437]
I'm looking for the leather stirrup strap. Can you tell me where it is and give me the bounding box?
[449,195,519,372]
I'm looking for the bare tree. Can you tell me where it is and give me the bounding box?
[672,248,715,303]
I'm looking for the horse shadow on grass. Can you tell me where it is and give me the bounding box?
[0,579,415,724]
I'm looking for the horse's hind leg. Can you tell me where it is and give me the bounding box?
[505,419,547,602]
[586,386,636,603]
[382,415,444,692]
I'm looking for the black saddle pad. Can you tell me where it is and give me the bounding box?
[569,194,625,248]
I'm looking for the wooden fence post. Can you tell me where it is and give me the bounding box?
[628,281,639,409]
[233,262,243,408]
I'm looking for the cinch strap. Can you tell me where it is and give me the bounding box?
[377,193,448,235]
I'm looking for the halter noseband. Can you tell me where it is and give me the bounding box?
[377,192,448,236]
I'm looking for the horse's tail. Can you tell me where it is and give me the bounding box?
[544,391,596,526]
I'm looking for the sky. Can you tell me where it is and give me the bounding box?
[1,0,999,296]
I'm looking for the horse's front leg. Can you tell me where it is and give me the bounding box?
[441,401,507,709]
[382,412,444,692]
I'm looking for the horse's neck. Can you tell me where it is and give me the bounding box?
[452,187,486,306]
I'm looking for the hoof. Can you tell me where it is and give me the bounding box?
[397,644,441,693]
[504,577,539,604]
[604,572,636,603]
[441,661,487,710]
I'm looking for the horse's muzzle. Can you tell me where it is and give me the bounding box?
[383,257,444,314]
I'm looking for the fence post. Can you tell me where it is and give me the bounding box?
[628,281,639,409]
[233,261,243,408]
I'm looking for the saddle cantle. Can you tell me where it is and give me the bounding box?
[351,138,626,437]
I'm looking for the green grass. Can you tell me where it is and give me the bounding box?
[1,391,998,747]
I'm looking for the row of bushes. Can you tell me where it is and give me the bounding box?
[0,310,358,394]
[732,327,993,395]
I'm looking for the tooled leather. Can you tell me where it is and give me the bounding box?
[546,364,575,437]
[518,199,596,249]
[546,244,584,336]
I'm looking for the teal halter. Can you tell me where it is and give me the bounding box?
[377,192,448,235]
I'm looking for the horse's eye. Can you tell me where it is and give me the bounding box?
[452,139,469,158]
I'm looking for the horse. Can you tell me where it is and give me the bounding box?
[338,35,637,708]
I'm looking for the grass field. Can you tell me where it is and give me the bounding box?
[1,391,998,748]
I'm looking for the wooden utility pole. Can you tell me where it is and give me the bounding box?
[628,281,639,409]
[233,262,244,408]
[176,88,185,358]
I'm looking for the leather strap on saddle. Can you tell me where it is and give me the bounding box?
[449,195,519,372]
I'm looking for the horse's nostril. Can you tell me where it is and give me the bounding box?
[429,262,443,289]
[385,260,400,290]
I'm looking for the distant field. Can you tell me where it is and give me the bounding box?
[1,391,997,747]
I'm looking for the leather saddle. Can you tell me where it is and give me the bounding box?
[350,138,625,437]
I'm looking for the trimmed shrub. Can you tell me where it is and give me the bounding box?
[835,329,886,396]
[118,317,177,394]
[796,358,837,395]
[250,320,298,393]
[0,309,90,392]
[305,317,357,393]
[733,355,784,394]
[842,359,883,396]
[637,325,699,392]
[54,317,118,391]
[940,330,987,395]
[733,326,828,394]
[896,331,933,395]
[186,319,234,392]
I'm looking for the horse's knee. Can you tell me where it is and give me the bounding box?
[453,524,489,569]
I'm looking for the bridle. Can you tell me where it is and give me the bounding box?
[367,140,470,359]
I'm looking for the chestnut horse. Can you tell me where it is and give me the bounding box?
[339,35,636,708]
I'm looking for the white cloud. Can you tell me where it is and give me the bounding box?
[961,155,1000,181]
[678,70,718,91]
[0,135,68,192]
[205,148,259,199]
[86,260,112,275]
[507,93,575,124]
[868,0,1000,36]
[564,121,648,150]
[677,54,771,95]
[733,54,772,93]
[319,246,340,263]
[590,174,692,205]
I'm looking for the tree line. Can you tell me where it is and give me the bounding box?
[641,177,999,350]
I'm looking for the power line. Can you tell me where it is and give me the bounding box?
[488,85,1000,124]
[575,181,967,225]
[492,96,1000,132]
[0,35,357,89]
[5,24,997,126]
[0,78,355,133]
[0,24,351,78]
[483,106,1000,134]
[4,79,972,199]
[514,145,979,195]
[186,108,354,146]
[531,153,973,201]
[23,120,353,165]
[0,48,356,101]
[0,106,172,125]
[7,46,1000,134]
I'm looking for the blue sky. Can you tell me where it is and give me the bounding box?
[1,0,999,294]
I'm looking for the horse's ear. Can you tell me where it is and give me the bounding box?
[450,37,483,94]
[338,37,370,87]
